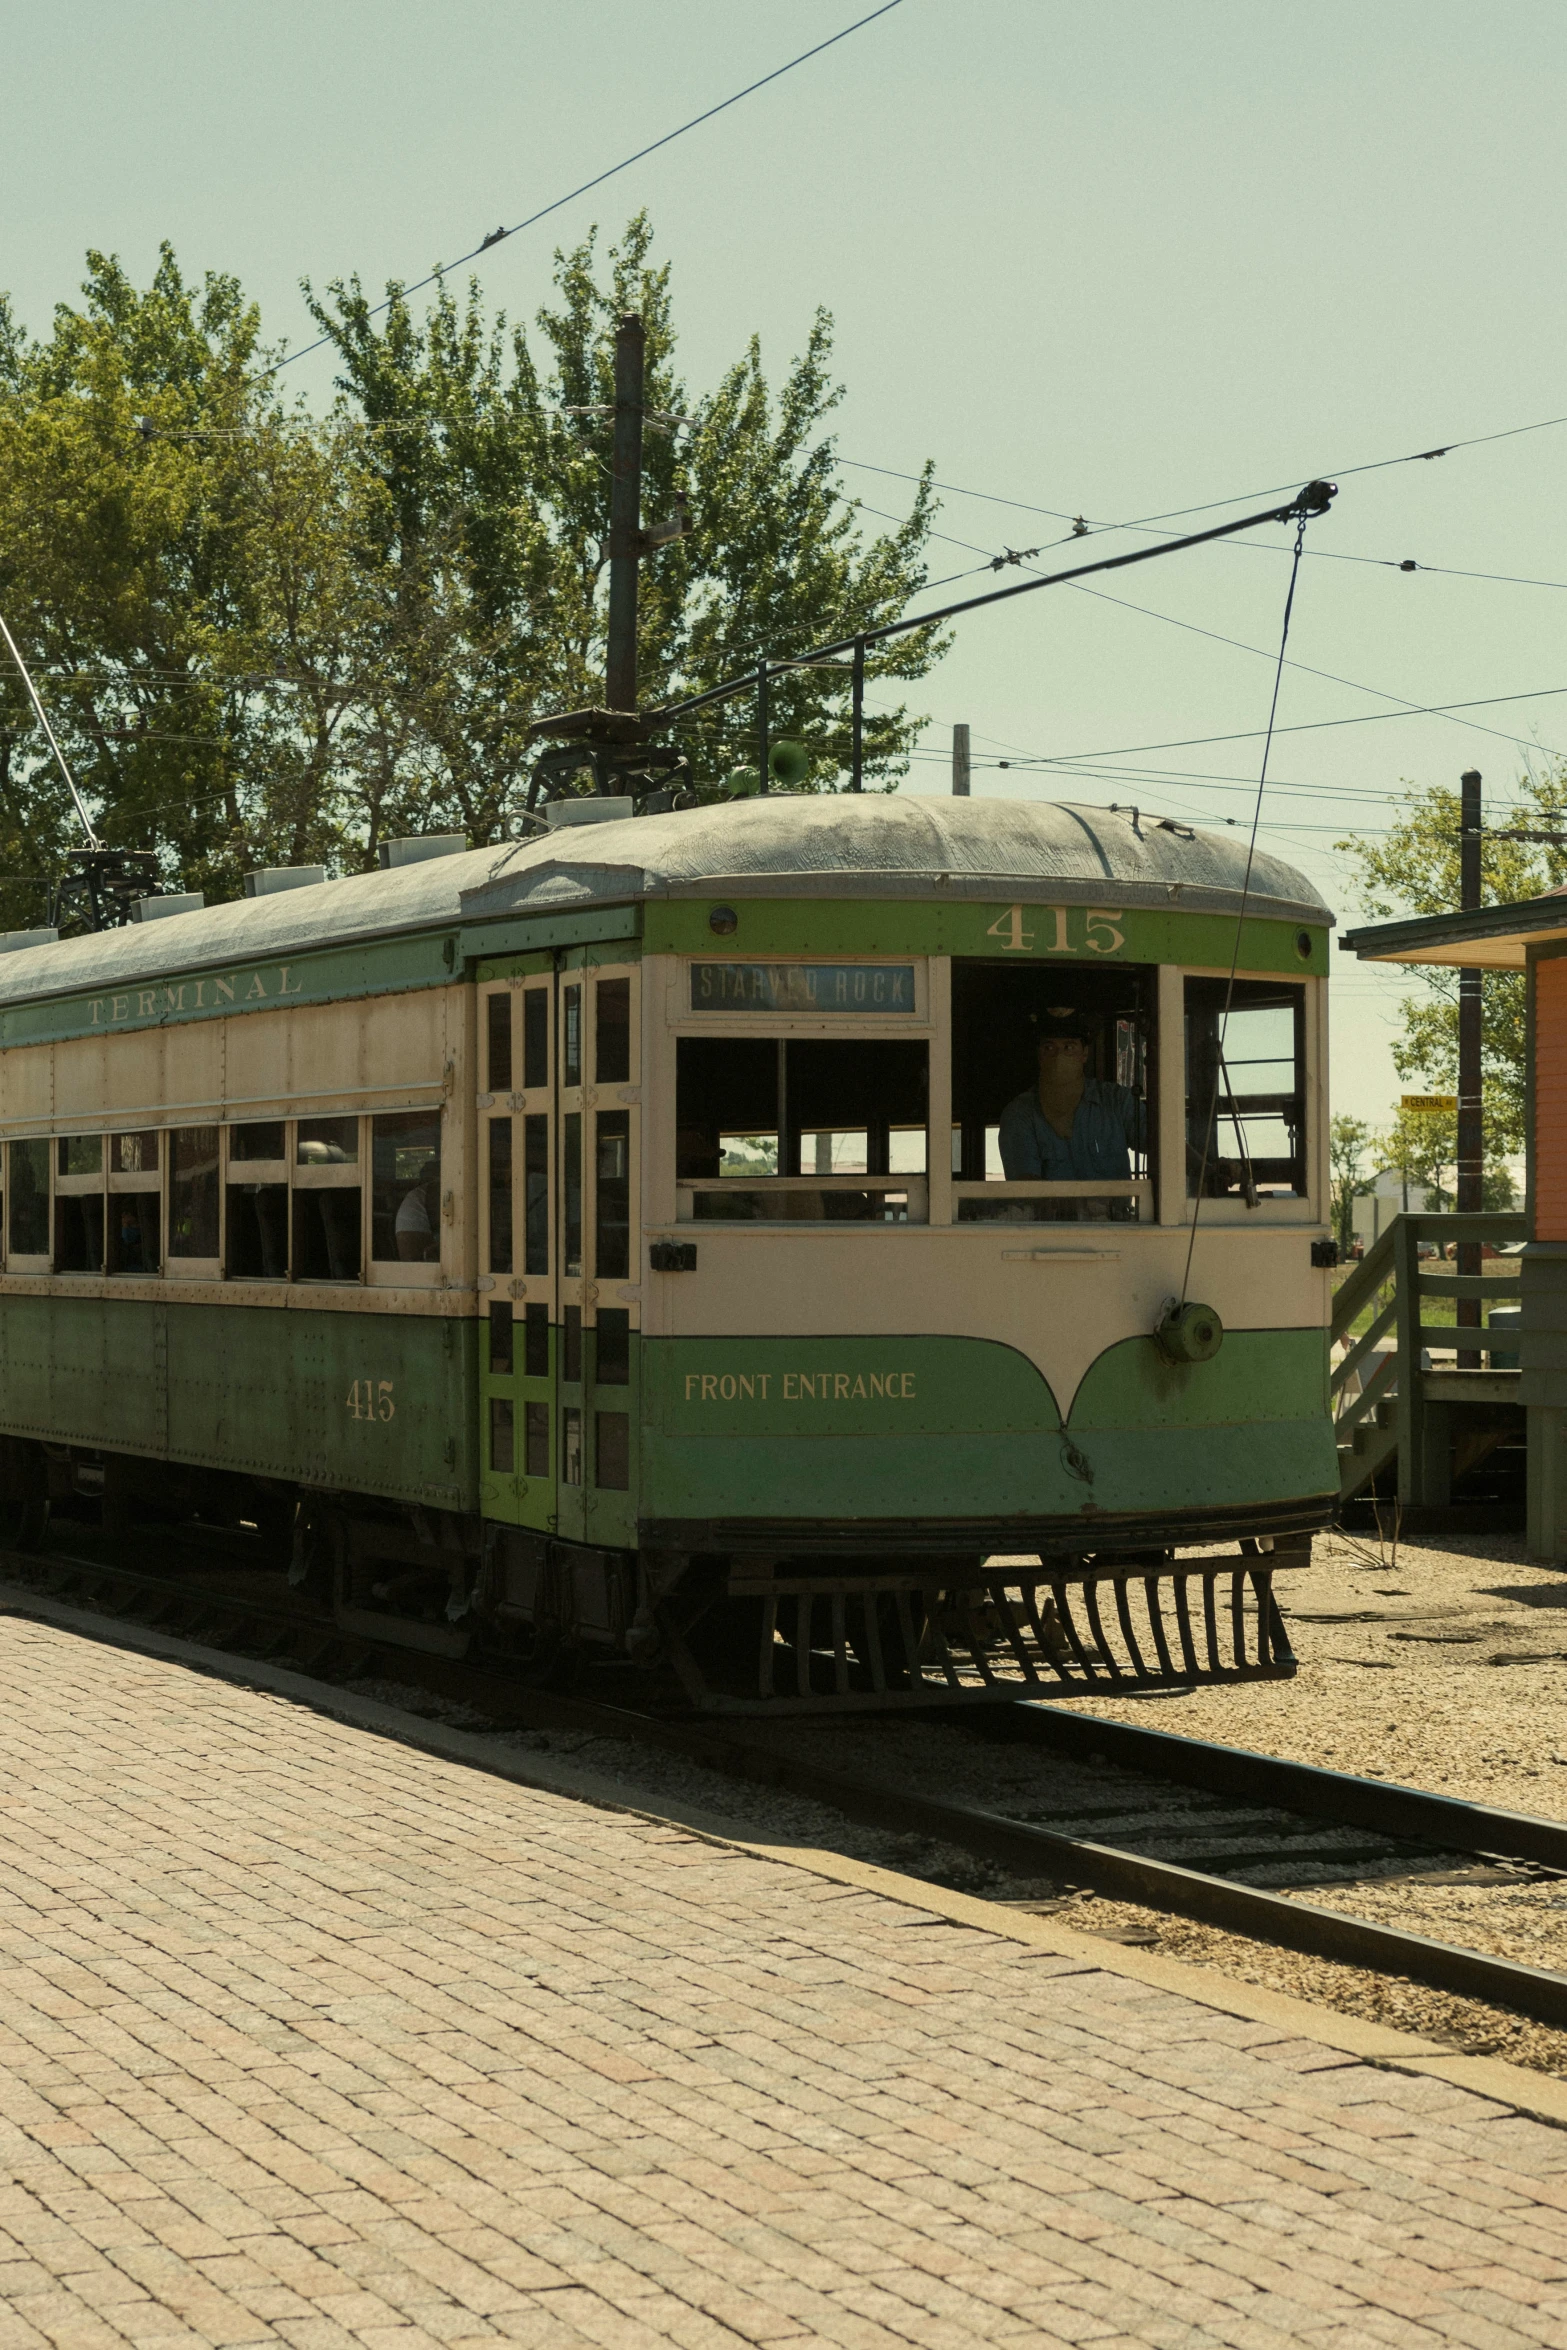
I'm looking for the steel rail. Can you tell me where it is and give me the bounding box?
[7,1548,1567,2033]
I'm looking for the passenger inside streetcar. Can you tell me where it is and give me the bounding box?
[952,961,1151,1221]
[998,1004,1144,1182]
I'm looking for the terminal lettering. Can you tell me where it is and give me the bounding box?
[88,964,304,1028]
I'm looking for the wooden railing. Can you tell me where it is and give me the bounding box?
[1330,1211,1526,1501]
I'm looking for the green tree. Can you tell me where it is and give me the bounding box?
[1370,1104,1518,1213]
[0,245,382,916]
[0,219,944,929]
[305,212,944,827]
[1329,1112,1374,1252]
[1338,772,1567,1156]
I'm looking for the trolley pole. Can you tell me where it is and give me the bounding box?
[1457,767,1484,1363]
[952,722,971,796]
[604,311,645,732]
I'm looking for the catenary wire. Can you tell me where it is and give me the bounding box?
[872,503,1567,767]
[264,3,905,380]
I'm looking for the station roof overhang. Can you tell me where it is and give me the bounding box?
[1339,894,1567,970]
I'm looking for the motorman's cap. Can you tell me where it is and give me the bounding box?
[1031,1003,1093,1042]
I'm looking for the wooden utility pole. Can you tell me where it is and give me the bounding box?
[604,312,645,728]
[951,723,970,796]
[1457,767,1483,1361]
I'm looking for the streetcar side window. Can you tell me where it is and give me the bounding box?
[55,1135,105,1274]
[7,1140,49,1261]
[371,1110,441,1262]
[109,1133,161,1277]
[1184,978,1306,1200]
[169,1127,221,1260]
[226,1122,289,1279]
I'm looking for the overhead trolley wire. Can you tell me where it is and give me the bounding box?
[264,2,906,379]
[1180,507,1313,1306]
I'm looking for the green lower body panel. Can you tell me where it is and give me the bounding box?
[0,1295,479,1512]
[640,1328,1337,1528]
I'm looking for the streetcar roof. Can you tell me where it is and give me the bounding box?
[0,795,1329,1008]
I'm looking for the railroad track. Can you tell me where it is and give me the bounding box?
[7,1537,1567,2036]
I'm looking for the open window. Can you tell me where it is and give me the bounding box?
[108,1132,161,1274]
[676,1037,929,1221]
[55,1135,105,1272]
[950,960,1153,1222]
[293,1117,361,1281]
[1184,977,1307,1202]
[7,1139,49,1265]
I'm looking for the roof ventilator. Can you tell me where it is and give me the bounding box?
[0,927,58,954]
[130,892,205,923]
[243,865,328,898]
[377,835,469,869]
[545,798,634,830]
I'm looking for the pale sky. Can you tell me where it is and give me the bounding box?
[8,0,1567,1125]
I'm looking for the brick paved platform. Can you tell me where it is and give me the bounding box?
[0,1616,1563,2349]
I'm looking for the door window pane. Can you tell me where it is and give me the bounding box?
[487,993,513,1093]
[373,1110,441,1262]
[490,1396,515,1473]
[231,1121,286,1162]
[227,1183,288,1277]
[56,1195,104,1272]
[562,1406,582,1485]
[564,1112,582,1275]
[563,985,582,1087]
[111,1132,158,1174]
[524,1115,549,1274]
[525,1401,550,1477]
[58,1135,102,1177]
[109,1194,160,1274]
[596,977,630,1084]
[489,1300,514,1374]
[594,1412,629,1490]
[297,1117,358,1165]
[523,989,549,1089]
[9,1140,49,1256]
[169,1127,220,1257]
[595,1308,630,1385]
[1184,978,1306,1199]
[487,1117,513,1273]
[595,1111,630,1280]
[563,1304,582,1384]
[525,1301,550,1377]
[293,1190,362,1280]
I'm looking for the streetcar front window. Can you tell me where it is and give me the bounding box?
[1184,978,1306,1199]
[951,959,1152,1221]
[676,1036,928,1221]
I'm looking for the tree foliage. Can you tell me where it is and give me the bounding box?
[0,219,941,927]
[1338,772,1567,1156]
[1329,1113,1374,1252]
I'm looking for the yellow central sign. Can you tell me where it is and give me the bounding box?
[1401,1093,1458,1113]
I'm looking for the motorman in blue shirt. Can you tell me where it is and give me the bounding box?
[998,1004,1143,1181]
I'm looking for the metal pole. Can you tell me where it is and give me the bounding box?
[756,662,769,793]
[1457,767,1484,1363]
[604,312,644,728]
[952,722,970,797]
[850,637,865,792]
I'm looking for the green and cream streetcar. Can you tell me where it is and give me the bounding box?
[0,793,1338,1708]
